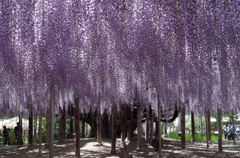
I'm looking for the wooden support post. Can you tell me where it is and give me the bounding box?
[39,115,42,156]
[181,105,186,149]
[70,106,74,139]
[164,123,167,135]
[145,110,149,142]
[49,85,55,158]
[121,122,126,144]
[97,99,102,144]
[82,112,86,138]
[34,115,37,145]
[191,111,195,142]
[207,109,211,142]
[205,109,209,148]
[126,120,131,141]
[28,106,33,145]
[46,109,50,143]
[111,105,117,154]
[59,104,66,142]
[218,108,222,151]
[137,103,142,149]
[75,95,80,158]
[158,100,162,157]
[149,115,153,142]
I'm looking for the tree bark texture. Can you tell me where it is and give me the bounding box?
[191,111,195,142]
[28,107,33,145]
[217,108,222,151]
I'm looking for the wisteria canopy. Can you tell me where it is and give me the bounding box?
[0,0,240,116]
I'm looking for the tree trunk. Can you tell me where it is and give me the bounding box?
[145,110,149,142]
[121,122,126,144]
[28,107,33,145]
[181,105,186,149]
[126,120,131,141]
[97,102,102,144]
[217,108,222,151]
[149,115,153,142]
[205,109,209,148]
[49,85,55,158]
[74,95,80,158]
[111,105,117,154]
[39,115,42,156]
[200,115,203,141]
[164,123,167,135]
[46,109,50,143]
[207,109,211,142]
[70,116,74,139]
[137,103,142,149]
[82,115,85,138]
[158,100,162,157]
[34,115,37,145]
[191,111,195,142]
[59,105,66,142]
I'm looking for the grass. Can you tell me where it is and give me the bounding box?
[168,132,219,143]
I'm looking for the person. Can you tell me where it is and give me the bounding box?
[3,126,10,145]
[229,124,236,140]
[14,122,20,141]
[223,125,227,139]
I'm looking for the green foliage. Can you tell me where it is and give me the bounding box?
[223,113,239,124]
[185,115,206,134]
[168,132,180,140]
[185,134,192,141]
[169,132,220,143]
[8,128,15,139]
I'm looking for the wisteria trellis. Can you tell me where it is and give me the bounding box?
[0,0,240,116]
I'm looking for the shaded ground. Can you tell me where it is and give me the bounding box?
[0,136,240,158]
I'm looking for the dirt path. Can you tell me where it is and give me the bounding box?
[0,137,240,158]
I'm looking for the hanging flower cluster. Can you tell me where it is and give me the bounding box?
[0,0,239,116]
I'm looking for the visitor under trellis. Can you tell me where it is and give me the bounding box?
[3,126,10,145]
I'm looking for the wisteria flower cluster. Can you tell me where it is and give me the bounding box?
[0,0,239,116]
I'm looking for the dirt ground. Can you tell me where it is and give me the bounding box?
[0,136,240,158]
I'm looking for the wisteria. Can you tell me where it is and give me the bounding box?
[0,0,240,116]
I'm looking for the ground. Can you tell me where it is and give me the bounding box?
[0,137,240,158]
